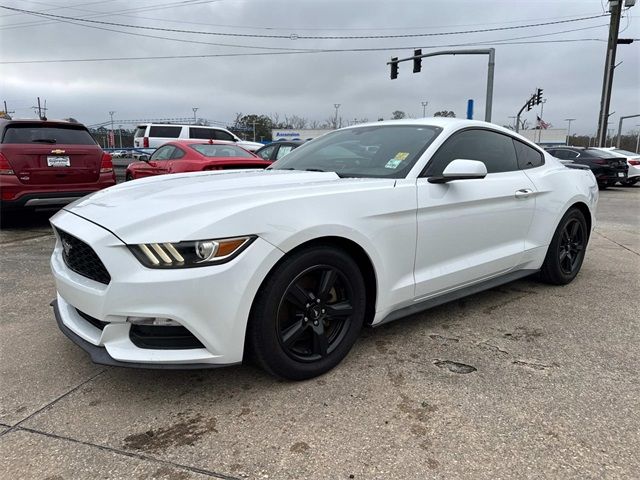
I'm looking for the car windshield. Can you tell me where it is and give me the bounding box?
[2,124,97,145]
[612,149,639,157]
[269,124,442,178]
[586,148,623,159]
[190,144,254,158]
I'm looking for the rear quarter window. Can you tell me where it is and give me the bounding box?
[134,126,147,138]
[2,124,97,145]
[148,126,182,138]
[513,140,544,169]
[189,127,217,140]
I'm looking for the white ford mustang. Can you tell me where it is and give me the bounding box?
[50,118,598,379]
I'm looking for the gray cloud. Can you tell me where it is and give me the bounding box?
[1,0,638,135]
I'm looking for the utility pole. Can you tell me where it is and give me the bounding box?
[635,124,640,153]
[192,107,198,125]
[118,125,123,148]
[251,120,257,142]
[334,104,341,129]
[564,118,576,145]
[2,100,15,118]
[537,99,547,144]
[421,101,428,117]
[596,0,623,147]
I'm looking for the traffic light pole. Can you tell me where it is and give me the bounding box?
[388,48,495,122]
[596,0,623,147]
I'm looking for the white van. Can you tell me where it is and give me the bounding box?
[133,124,264,151]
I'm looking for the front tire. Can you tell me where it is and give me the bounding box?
[247,246,366,380]
[539,208,588,285]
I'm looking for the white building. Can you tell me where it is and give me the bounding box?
[271,129,333,141]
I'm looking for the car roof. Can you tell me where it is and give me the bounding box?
[167,139,240,146]
[0,118,87,127]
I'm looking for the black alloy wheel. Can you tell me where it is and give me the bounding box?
[277,265,354,362]
[247,246,366,380]
[539,208,588,285]
[558,218,585,275]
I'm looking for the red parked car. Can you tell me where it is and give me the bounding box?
[125,140,271,180]
[0,119,115,211]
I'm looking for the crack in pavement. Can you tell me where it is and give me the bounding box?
[0,232,54,246]
[1,369,107,437]
[13,426,240,480]
[594,230,640,256]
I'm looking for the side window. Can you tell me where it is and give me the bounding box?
[257,145,275,160]
[555,149,579,159]
[276,145,294,160]
[214,130,235,142]
[189,127,215,140]
[150,146,175,161]
[170,147,185,160]
[513,140,544,169]
[425,129,518,176]
[148,126,181,138]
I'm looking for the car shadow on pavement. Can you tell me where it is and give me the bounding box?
[0,209,56,231]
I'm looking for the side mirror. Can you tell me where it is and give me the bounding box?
[139,154,150,162]
[428,159,487,184]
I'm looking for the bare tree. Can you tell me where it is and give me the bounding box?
[285,115,308,129]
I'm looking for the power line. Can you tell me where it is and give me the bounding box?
[0,38,609,65]
[5,6,605,54]
[0,6,610,40]
[0,0,219,30]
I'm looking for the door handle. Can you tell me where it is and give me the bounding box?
[515,188,534,199]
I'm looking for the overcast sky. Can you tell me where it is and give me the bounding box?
[1,0,639,135]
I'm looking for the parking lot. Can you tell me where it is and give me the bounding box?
[0,186,638,479]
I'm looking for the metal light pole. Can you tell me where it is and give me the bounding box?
[564,118,576,145]
[635,125,640,153]
[192,107,198,125]
[334,104,341,129]
[616,114,640,147]
[108,111,115,148]
[421,101,428,117]
[537,99,547,144]
[118,125,123,148]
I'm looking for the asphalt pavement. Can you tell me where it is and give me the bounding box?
[0,186,638,479]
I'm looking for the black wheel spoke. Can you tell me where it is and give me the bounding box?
[569,220,580,238]
[559,250,568,262]
[281,319,307,347]
[325,300,353,318]
[311,324,328,357]
[286,283,312,310]
[318,269,338,299]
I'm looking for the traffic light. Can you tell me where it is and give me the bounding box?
[390,57,398,80]
[413,49,422,73]
[535,88,543,105]
[526,97,534,111]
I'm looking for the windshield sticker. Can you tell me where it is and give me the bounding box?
[394,152,410,160]
[385,159,403,169]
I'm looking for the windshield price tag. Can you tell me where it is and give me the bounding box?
[47,156,71,167]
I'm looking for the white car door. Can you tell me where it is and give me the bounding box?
[414,128,536,299]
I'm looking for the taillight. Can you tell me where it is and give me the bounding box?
[143,137,149,148]
[0,152,15,175]
[593,159,607,165]
[629,160,640,166]
[100,152,113,173]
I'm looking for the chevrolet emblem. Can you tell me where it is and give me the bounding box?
[51,149,66,154]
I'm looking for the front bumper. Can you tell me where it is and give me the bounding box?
[50,209,284,368]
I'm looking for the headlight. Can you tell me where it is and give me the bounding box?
[129,236,255,268]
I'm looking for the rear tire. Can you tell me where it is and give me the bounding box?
[539,208,588,285]
[247,246,366,380]
[621,178,638,187]
[125,173,134,181]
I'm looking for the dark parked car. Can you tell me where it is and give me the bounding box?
[545,147,628,188]
[0,119,116,211]
[254,140,304,162]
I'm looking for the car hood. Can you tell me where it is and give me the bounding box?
[63,169,393,243]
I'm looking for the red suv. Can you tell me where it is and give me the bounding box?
[0,119,116,211]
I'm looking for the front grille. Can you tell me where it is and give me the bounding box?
[56,229,111,285]
[76,309,109,330]
[129,325,205,350]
